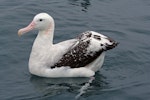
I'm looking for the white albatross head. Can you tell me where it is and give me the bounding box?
[18,13,54,36]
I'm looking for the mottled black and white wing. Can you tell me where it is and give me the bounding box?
[51,31,118,68]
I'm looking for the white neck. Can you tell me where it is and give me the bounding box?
[33,21,55,47]
[29,21,55,74]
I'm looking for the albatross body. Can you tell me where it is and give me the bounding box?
[18,13,118,78]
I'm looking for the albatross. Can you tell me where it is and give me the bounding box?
[18,13,118,78]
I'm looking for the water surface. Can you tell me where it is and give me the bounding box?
[0,0,150,100]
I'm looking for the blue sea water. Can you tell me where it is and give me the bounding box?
[0,0,150,100]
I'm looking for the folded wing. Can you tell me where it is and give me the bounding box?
[51,31,118,68]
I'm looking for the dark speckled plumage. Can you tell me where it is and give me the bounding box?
[51,31,118,68]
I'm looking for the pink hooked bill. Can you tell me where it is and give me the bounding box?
[18,21,35,36]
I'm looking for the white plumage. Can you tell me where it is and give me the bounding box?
[18,13,118,78]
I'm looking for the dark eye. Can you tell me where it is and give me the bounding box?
[39,19,43,21]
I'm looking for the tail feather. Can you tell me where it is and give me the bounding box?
[104,37,119,51]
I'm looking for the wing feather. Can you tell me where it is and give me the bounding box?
[51,31,118,68]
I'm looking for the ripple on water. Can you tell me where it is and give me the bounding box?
[1,0,150,100]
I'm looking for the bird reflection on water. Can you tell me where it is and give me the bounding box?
[30,72,107,99]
